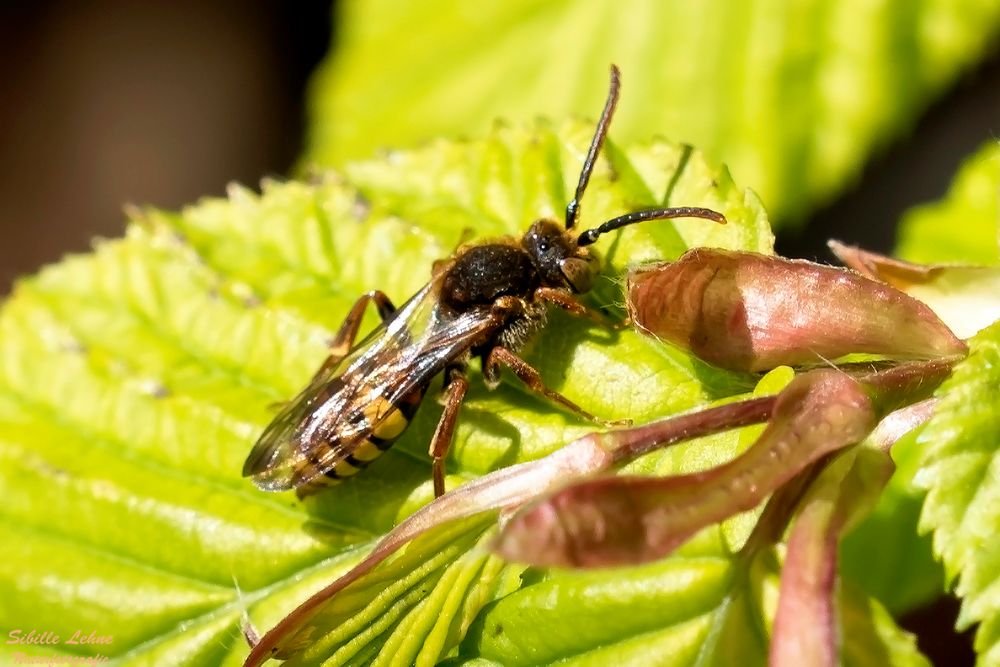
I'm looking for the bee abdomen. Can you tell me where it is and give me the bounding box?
[321,387,427,482]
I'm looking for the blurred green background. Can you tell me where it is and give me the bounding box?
[2,0,999,296]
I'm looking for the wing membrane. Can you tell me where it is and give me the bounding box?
[243,277,495,490]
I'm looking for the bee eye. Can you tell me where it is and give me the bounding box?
[538,240,550,252]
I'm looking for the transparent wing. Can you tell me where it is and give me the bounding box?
[243,278,495,491]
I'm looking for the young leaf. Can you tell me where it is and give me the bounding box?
[628,249,965,371]
[896,141,1000,265]
[835,142,1000,620]
[0,123,771,664]
[770,403,932,667]
[839,426,945,615]
[915,319,1000,662]
[303,0,1000,223]
[493,370,877,568]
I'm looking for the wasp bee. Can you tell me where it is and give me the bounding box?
[242,66,725,498]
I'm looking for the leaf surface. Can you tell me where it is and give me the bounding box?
[915,320,1000,662]
[0,122,923,665]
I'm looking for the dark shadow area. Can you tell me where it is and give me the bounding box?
[0,0,332,294]
[900,595,977,667]
[780,51,1000,261]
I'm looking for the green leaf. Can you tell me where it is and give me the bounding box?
[0,120,919,665]
[303,0,1000,224]
[915,320,1000,662]
[461,531,927,667]
[896,141,1000,265]
[840,580,931,667]
[279,519,504,667]
[840,425,945,614]
[0,122,754,664]
[462,530,739,666]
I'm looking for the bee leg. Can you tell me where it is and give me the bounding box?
[311,291,397,380]
[273,292,399,410]
[533,287,625,329]
[483,346,630,427]
[428,364,469,497]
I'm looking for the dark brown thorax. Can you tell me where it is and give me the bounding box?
[440,218,600,314]
[441,243,540,310]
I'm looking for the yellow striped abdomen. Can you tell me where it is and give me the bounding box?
[320,386,427,483]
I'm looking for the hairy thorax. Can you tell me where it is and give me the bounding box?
[441,242,549,354]
[441,243,538,308]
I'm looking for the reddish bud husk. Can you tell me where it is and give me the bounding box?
[827,241,942,287]
[830,240,1000,339]
[493,370,876,568]
[627,248,966,372]
[769,399,935,667]
[243,398,779,667]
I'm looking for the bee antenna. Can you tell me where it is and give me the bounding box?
[566,64,621,230]
[576,207,727,246]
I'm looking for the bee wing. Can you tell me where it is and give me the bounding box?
[240,368,360,490]
[243,278,497,491]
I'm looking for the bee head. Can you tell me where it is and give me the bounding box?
[520,67,723,296]
[523,219,600,293]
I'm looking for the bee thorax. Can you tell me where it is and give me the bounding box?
[442,244,539,309]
